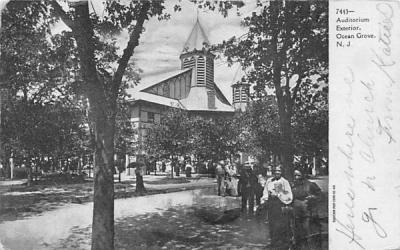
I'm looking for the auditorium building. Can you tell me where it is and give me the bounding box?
[126,18,249,160]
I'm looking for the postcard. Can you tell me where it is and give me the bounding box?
[0,0,398,250]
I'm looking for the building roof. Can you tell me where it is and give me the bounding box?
[231,65,250,86]
[127,68,192,95]
[127,18,234,113]
[126,69,190,109]
[127,69,234,113]
[180,87,234,112]
[182,19,210,53]
[128,91,184,109]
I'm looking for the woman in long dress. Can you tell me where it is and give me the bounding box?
[224,163,239,196]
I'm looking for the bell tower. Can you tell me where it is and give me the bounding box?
[179,18,215,90]
[231,66,250,111]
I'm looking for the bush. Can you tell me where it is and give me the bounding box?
[197,163,208,174]
[38,172,87,184]
[13,167,28,179]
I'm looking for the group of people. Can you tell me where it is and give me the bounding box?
[215,160,239,196]
[215,159,322,249]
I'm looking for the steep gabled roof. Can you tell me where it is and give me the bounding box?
[129,91,185,109]
[214,82,231,105]
[182,19,210,53]
[231,65,250,87]
[129,68,192,95]
[180,87,234,112]
[126,68,192,99]
[126,69,191,109]
[127,69,233,113]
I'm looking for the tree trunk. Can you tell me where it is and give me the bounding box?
[34,163,38,182]
[270,1,295,182]
[51,1,150,249]
[92,128,115,250]
[135,164,146,193]
[78,156,83,175]
[280,115,294,181]
[135,173,145,192]
[27,167,32,186]
[72,4,115,250]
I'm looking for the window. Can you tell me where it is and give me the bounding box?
[147,112,155,123]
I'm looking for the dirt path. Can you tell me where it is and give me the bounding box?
[0,176,215,222]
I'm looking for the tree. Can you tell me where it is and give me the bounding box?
[49,2,170,249]
[191,115,244,163]
[241,96,281,163]
[292,79,328,163]
[220,1,328,180]
[0,1,91,176]
[115,100,136,183]
[145,109,245,167]
[145,108,193,163]
[1,1,242,248]
[1,0,168,249]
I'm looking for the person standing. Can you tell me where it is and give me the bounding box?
[161,160,166,173]
[240,164,258,215]
[215,160,226,196]
[255,163,269,218]
[261,165,293,249]
[135,158,146,193]
[228,163,239,196]
[206,160,213,178]
[174,159,181,177]
[253,161,265,206]
[185,159,192,177]
[292,169,321,243]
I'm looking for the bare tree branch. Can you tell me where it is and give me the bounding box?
[291,76,302,102]
[50,1,76,31]
[112,1,150,95]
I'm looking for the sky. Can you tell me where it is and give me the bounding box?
[53,0,258,101]
[102,0,258,102]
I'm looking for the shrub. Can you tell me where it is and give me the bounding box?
[13,167,28,179]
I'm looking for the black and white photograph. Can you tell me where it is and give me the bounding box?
[0,1,328,249]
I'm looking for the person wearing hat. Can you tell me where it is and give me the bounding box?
[292,169,321,243]
[261,165,293,248]
[239,163,258,216]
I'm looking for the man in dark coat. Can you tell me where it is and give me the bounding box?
[239,164,258,216]
[292,169,321,242]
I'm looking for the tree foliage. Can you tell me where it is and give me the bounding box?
[292,80,328,157]
[145,108,193,159]
[240,96,281,161]
[145,109,245,163]
[2,1,161,248]
[0,1,88,164]
[219,1,328,179]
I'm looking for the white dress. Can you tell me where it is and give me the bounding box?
[261,177,293,205]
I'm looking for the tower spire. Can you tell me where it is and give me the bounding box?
[182,14,210,53]
[180,14,215,89]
